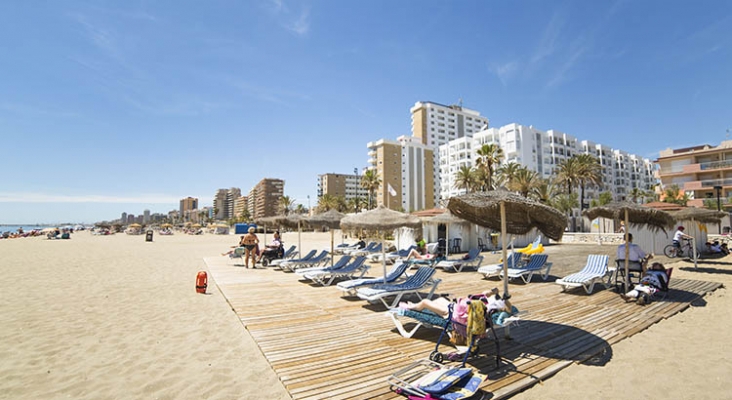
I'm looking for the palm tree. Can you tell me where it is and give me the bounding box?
[531,178,559,203]
[475,143,504,191]
[496,162,523,191]
[318,194,339,212]
[360,169,381,209]
[663,184,688,205]
[551,192,579,217]
[509,166,539,197]
[453,166,476,193]
[347,196,367,213]
[335,196,348,212]
[629,187,644,203]
[278,195,294,215]
[575,154,603,210]
[294,204,306,215]
[554,156,580,195]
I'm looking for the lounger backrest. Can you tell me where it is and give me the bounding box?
[340,256,367,272]
[584,254,609,275]
[298,249,317,261]
[525,254,548,270]
[283,245,296,258]
[370,243,383,253]
[331,255,352,270]
[466,247,480,260]
[384,263,410,282]
[371,267,435,291]
[311,250,329,262]
[506,252,522,268]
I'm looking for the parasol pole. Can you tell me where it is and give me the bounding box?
[501,201,509,298]
[624,209,630,292]
[330,228,335,266]
[446,224,450,258]
[692,218,698,269]
[382,232,388,283]
[298,221,302,257]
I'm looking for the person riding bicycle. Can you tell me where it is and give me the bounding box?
[673,226,693,255]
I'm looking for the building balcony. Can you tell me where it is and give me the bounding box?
[700,159,732,171]
[683,178,732,191]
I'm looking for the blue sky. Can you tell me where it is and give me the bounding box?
[2,0,731,224]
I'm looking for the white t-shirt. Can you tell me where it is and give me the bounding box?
[673,230,685,242]
[617,243,646,262]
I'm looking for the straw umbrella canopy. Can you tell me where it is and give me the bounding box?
[669,207,727,268]
[129,223,142,228]
[447,190,568,297]
[341,205,422,282]
[255,216,282,244]
[583,201,675,287]
[161,223,173,228]
[307,209,346,266]
[279,214,307,256]
[421,210,469,257]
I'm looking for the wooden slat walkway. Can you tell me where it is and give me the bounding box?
[204,258,722,399]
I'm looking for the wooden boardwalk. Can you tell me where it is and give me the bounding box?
[204,257,722,399]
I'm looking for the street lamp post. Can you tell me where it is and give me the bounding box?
[714,185,723,234]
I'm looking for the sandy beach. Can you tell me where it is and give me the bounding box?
[1,231,730,399]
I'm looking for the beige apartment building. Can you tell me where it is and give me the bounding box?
[656,141,732,209]
[318,173,369,200]
[367,136,434,212]
[248,178,284,220]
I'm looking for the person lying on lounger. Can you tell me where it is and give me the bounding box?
[620,262,669,305]
[399,288,514,318]
[221,236,247,256]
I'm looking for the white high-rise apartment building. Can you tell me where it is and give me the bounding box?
[410,101,490,204]
[439,123,656,206]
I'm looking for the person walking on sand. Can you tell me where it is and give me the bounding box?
[241,227,259,268]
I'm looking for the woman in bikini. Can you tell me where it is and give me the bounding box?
[241,227,259,268]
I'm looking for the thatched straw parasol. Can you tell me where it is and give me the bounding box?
[277,214,307,254]
[584,201,675,287]
[448,190,568,297]
[669,208,726,224]
[307,209,345,266]
[341,206,422,282]
[421,210,469,257]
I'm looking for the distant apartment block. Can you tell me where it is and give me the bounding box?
[318,173,369,200]
[367,136,435,212]
[143,209,151,224]
[213,188,240,220]
[410,101,489,148]
[179,197,198,218]
[248,178,284,220]
[439,123,656,206]
[656,141,732,209]
[233,196,248,219]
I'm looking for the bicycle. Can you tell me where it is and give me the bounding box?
[664,237,693,258]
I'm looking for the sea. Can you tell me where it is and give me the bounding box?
[0,224,68,233]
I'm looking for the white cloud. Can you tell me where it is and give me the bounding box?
[0,193,183,204]
[490,61,520,86]
[285,8,310,36]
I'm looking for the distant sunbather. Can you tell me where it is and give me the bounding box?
[620,262,669,305]
[405,248,435,261]
[221,235,247,257]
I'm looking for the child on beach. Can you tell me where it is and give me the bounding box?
[620,262,669,305]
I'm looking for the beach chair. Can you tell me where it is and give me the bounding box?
[274,249,316,271]
[304,256,369,286]
[350,242,383,257]
[356,266,441,308]
[434,247,483,273]
[228,247,247,266]
[371,245,417,264]
[281,250,330,272]
[346,242,378,256]
[612,259,645,290]
[477,252,523,279]
[501,254,552,283]
[516,236,542,254]
[295,255,351,276]
[555,254,611,294]
[268,246,301,268]
[648,267,673,302]
[336,262,411,296]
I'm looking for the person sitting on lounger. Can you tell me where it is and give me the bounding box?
[221,235,247,256]
[620,262,669,305]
